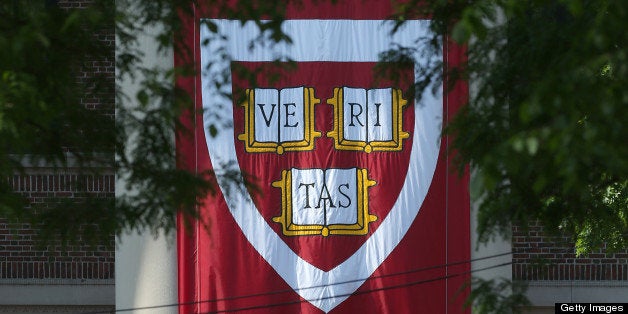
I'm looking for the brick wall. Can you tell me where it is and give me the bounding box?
[0,0,115,282]
[512,221,628,281]
[0,173,115,280]
[70,0,115,117]
[79,51,115,115]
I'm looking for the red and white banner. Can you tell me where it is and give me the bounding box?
[177,2,469,313]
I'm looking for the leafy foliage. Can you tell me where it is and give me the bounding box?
[0,0,116,243]
[0,0,295,242]
[113,0,293,236]
[394,0,628,254]
[466,278,530,314]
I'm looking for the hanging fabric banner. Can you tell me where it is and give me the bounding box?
[177,1,469,313]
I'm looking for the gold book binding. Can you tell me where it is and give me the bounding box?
[238,87,321,154]
[327,87,409,153]
[272,168,377,237]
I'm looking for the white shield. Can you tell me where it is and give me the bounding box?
[200,19,442,313]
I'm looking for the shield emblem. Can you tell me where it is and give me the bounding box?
[231,60,414,271]
[199,20,443,312]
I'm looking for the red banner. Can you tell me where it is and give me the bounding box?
[177,2,469,313]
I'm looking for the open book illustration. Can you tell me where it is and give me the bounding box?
[327,87,409,153]
[272,168,378,237]
[238,87,321,154]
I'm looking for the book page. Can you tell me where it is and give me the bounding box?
[291,168,326,226]
[279,87,305,143]
[367,88,393,142]
[342,87,367,142]
[324,168,358,225]
[253,88,279,143]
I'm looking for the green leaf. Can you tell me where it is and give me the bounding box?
[208,124,218,138]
